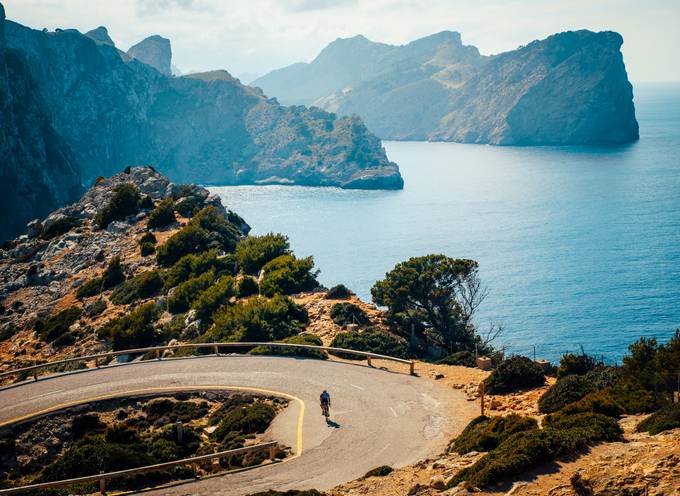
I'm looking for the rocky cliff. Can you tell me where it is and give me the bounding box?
[254,30,639,145]
[0,3,401,240]
[127,34,172,76]
[0,4,82,243]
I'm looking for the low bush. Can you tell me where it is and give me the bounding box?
[110,270,163,305]
[95,183,141,229]
[330,330,410,359]
[71,413,106,439]
[250,333,327,360]
[34,306,82,343]
[76,278,104,299]
[191,276,236,323]
[140,242,155,256]
[237,276,259,298]
[139,231,157,245]
[484,356,545,394]
[609,379,657,414]
[191,206,242,253]
[329,302,369,326]
[557,352,602,379]
[212,402,276,443]
[546,389,624,424]
[164,249,236,290]
[538,374,592,414]
[636,403,680,435]
[438,351,477,367]
[167,271,216,314]
[97,303,161,350]
[207,296,308,343]
[156,224,215,267]
[105,425,140,444]
[85,299,107,317]
[325,284,353,299]
[235,233,291,275]
[174,196,201,218]
[363,466,393,478]
[144,398,210,425]
[41,215,79,240]
[139,195,154,209]
[76,257,126,299]
[259,255,319,297]
[147,199,176,229]
[449,414,538,454]
[448,413,621,488]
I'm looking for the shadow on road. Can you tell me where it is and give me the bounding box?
[326,419,341,428]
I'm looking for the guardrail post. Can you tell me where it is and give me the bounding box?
[192,462,199,479]
[213,345,219,356]
[156,349,161,360]
[269,444,277,460]
[33,370,38,381]
[367,355,372,367]
[99,473,106,494]
[409,361,415,376]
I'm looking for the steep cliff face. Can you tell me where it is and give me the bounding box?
[127,35,172,76]
[255,30,639,145]
[2,9,401,194]
[0,4,82,242]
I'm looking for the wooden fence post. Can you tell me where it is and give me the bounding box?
[480,381,485,416]
[409,361,415,376]
[367,355,372,367]
[99,473,106,495]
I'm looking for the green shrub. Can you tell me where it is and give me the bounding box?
[329,302,369,326]
[438,351,477,367]
[636,403,680,435]
[330,330,410,359]
[101,256,126,289]
[0,324,18,342]
[140,242,155,256]
[156,224,215,267]
[212,402,276,443]
[140,231,157,245]
[41,215,79,240]
[34,306,82,343]
[167,271,216,314]
[191,276,236,323]
[147,199,176,229]
[97,303,160,350]
[85,299,107,317]
[236,233,291,275]
[325,284,353,299]
[484,356,545,394]
[191,206,242,253]
[250,333,327,360]
[174,196,201,217]
[363,466,393,478]
[71,413,105,439]
[105,425,140,444]
[449,414,538,454]
[140,195,154,209]
[144,398,210,425]
[448,413,621,488]
[557,352,601,379]
[610,379,656,414]
[163,249,236,290]
[538,375,592,414]
[237,276,259,298]
[110,270,163,305]
[546,389,624,422]
[260,255,319,297]
[95,183,141,228]
[207,295,308,342]
[76,278,104,299]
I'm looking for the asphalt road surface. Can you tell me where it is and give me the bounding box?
[0,355,478,495]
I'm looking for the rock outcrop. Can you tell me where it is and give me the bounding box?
[0,4,82,242]
[0,3,401,241]
[254,30,639,145]
[127,34,172,75]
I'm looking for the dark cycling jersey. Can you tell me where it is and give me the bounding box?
[320,391,330,405]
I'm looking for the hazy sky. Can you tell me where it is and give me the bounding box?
[4,0,679,83]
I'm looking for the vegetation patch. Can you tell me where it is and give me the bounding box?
[76,256,125,299]
[449,414,538,454]
[167,271,216,314]
[557,352,602,379]
[163,249,236,291]
[325,284,353,299]
[250,333,327,360]
[237,276,259,298]
[363,465,393,478]
[97,302,161,350]
[636,403,680,435]
[437,351,477,367]
[95,183,141,229]
[259,255,319,296]
[110,270,163,305]
[191,275,236,324]
[330,330,410,359]
[34,306,82,344]
[329,302,369,326]
[484,355,545,394]
[147,199,176,229]
[41,215,80,240]
[236,233,291,275]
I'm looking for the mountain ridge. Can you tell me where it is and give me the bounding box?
[254,29,639,145]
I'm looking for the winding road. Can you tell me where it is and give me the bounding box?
[0,356,477,495]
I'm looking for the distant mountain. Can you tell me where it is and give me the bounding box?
[0,3,401,239]
[0,3,82,242]
[84,26,114,46]
[127,35,172,76]
[254,30,639,145]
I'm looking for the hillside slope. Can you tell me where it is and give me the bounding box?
[254,30,638,145]
[4,13,401,190]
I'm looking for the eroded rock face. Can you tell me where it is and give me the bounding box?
[2,9,401,195]
[127,35,171,75]
[255,30,639,145]
[0,3,82,242]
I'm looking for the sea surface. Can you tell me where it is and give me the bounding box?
[212,83,680,362]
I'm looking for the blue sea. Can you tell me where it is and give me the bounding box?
[212,83,680,362]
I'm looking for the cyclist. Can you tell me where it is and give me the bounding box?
[320,390,331,418]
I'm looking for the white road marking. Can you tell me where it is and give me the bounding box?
[0,389,65,411]
[350,384,364,390]
[375,443,391,456]
[389,407,397,417]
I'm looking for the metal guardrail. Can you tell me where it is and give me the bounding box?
[0,441,279,495]
[0,342,416,382]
